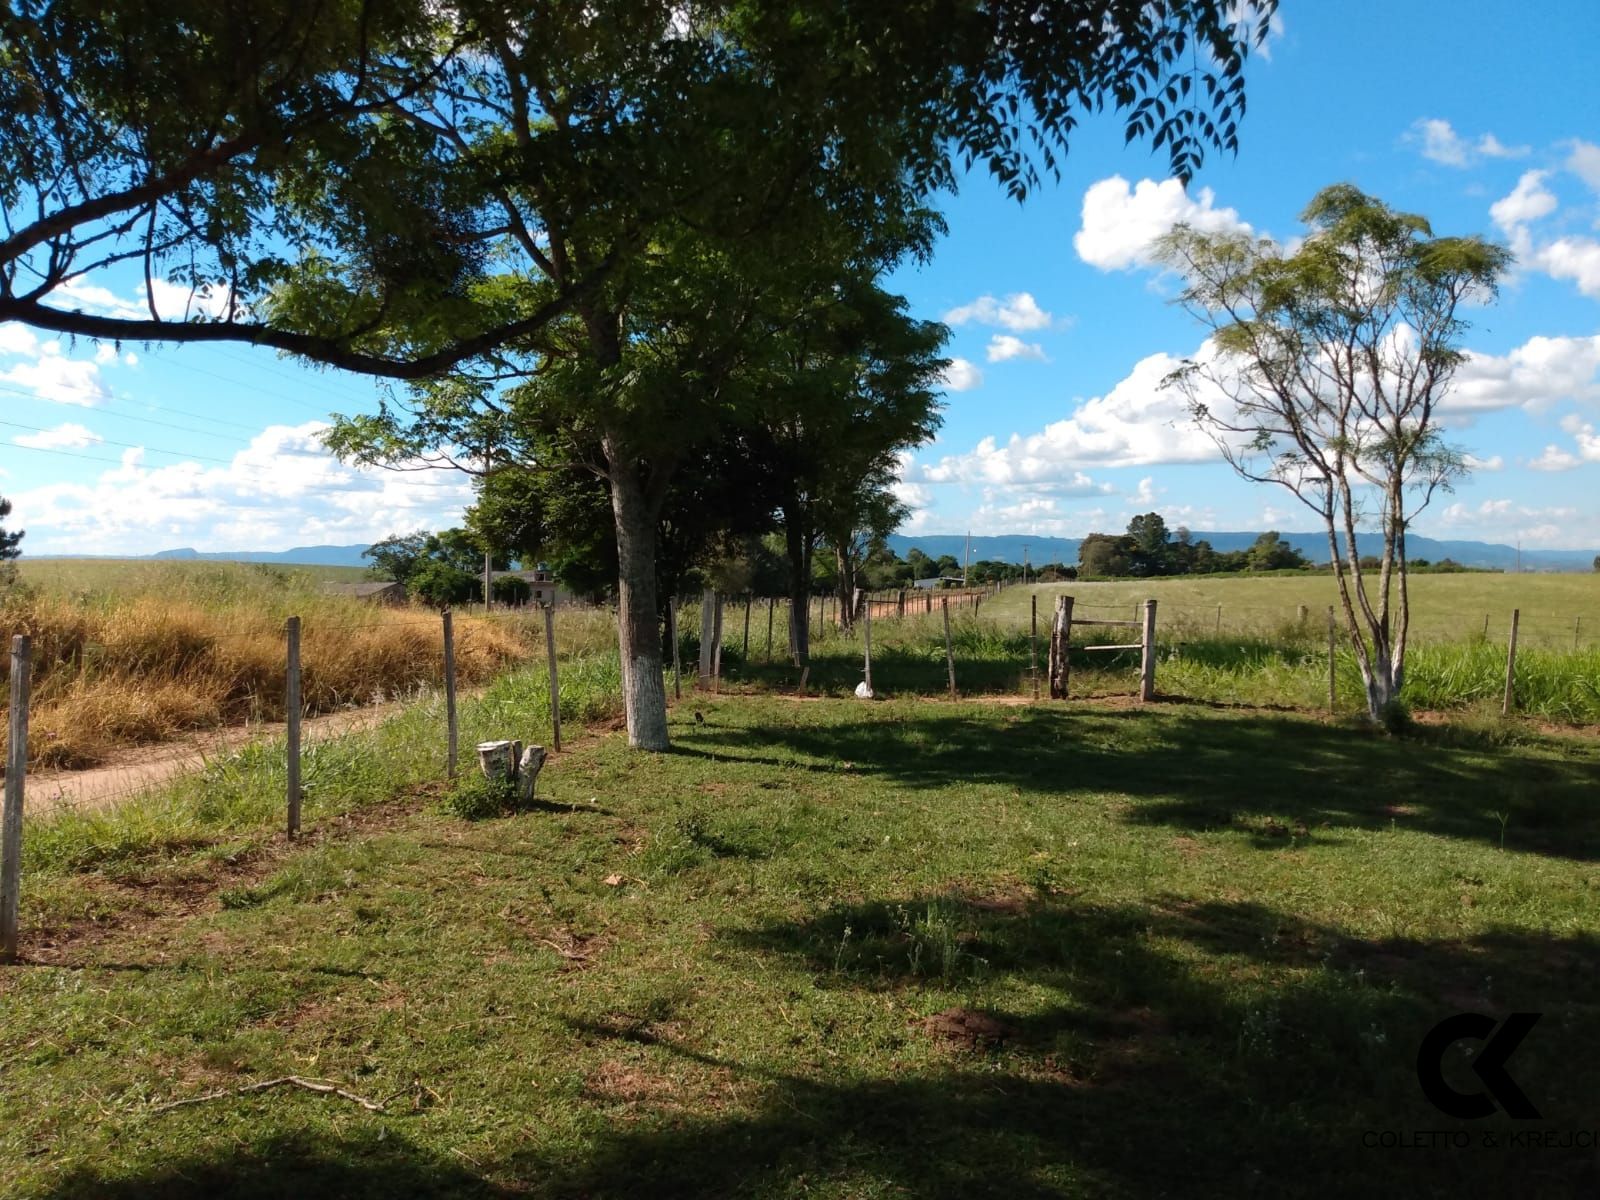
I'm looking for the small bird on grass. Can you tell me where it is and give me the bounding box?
[694,711,705,725]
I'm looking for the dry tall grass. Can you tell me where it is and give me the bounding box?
[1,564,532,768]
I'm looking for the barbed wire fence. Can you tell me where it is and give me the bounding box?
[3,581,1595,960]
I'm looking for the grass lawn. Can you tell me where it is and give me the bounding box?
[3,694,1598,1198]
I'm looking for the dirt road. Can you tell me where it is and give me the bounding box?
[24,703,407,815]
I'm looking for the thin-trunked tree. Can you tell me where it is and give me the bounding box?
[1158,185,1510,723]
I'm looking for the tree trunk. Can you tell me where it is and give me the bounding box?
[835,544,857,631]
[1325,507,1407,726]
[605,438,669,751]
[1361,644,1401,723]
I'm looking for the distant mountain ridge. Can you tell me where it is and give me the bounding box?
[885,532,1599,573]
[148,545,373,566]
[33,531,1600,573]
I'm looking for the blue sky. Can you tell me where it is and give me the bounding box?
[3,0,1599,557]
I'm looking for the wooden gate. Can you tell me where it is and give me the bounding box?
[1047,595,1157,702]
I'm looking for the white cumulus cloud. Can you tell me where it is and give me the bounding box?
[1074,176,1252,272]
[942,292,1055,332]
[13,422,103,450]
[1448,334,1600,414]
[938,357,984,392]
[914,344,1226,487]
[1489,170,1558,232]
[986,335,1048,363]
[10,421,478,556]
[1566,139,1600,194]
[0,340,111,406]
[1407,118,1530,167]
[1490,168,1600,300]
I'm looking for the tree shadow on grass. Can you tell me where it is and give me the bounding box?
[672,706,1600,860]
[38,1129,505,1200]
[498,890,1598,1198]
[34,894,1599,1198]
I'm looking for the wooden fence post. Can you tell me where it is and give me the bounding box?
[862,594,874,695]
[1326,606,1337,715]
[285,615,302,840]
[1575,616,1582,652]
[442,610,459,779]
[712,593,724,693]
[669,597,682,699]
[941,596,957,699]
[698,589,715,687]
[1296,604,1308,626]
[742,594,752,660]
[1030,593,1039,701]
[1139,599,1157,703]
[543,602,562,752]
[765,598,774,663]
[1048,595,1074,700]
[1502,609,1520,717]
[1215,604,1223,635]
[2,634,31,962]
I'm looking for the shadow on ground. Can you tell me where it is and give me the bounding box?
[671,704,1600,860]
[38,1130,505,1200]
[520,889,1598,1197]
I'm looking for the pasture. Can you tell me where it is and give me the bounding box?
[984,571,1600,649]
[2,693,1597,1198]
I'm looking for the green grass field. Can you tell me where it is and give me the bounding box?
[2,691,1598,1198]
[736,598,1600,725]
[983,572,1600,649]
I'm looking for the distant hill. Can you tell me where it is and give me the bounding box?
[149,544,373,567]
[37,530,1600,573]
[885,532,1599,573]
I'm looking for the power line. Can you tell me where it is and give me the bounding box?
[151,354,342,416]
[208,346,387,405]
[0,418,247,467]
[0,387,254,447]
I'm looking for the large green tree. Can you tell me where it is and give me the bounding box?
[746,279,947,654]
[319,1,1276,749]
[1158,185,1511,723]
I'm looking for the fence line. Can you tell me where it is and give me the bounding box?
[0,587,1590,961]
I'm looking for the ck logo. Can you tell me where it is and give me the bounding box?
[1416,1012,1541,1120]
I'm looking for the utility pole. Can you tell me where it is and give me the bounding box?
[1516,538,1522,574]
[964,529,971,587]
[1022,541,1030,587]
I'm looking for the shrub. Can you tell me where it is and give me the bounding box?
[492,575,533,605]
[441,772,521,821]
[408,561,481,607]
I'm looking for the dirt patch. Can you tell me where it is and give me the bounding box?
[585,1060,683,1106]
[918,1006,1017,1049]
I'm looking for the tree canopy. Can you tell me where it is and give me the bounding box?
[2,0,1274,374]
